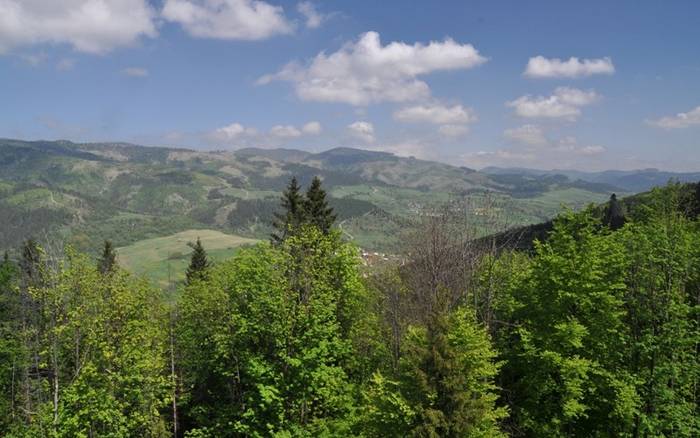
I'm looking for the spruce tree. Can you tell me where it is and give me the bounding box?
[186,238,210,284]
[19,238,44,287]
[98,240,118,274]
[603,193,625,230]
[304,176,337,234]
[271,176,306,244]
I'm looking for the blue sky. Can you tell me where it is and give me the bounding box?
[1,0,699,171]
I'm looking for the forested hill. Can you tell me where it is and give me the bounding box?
[486,181,700,250]
[1,138,632,254]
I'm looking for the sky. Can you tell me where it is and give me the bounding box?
[1,0,699,171]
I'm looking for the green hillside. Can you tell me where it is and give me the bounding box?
[0,138,623,255]
[117,229,257,289]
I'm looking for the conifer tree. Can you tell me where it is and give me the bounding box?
[19,238,44,287]
[186,238,210,284]
[97,240,118,274]
[304,176,337,234]
[271,176,306,244]
[603,193,626,230]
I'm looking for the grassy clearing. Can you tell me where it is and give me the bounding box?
[117,229,258,288]
[517,188,614,220]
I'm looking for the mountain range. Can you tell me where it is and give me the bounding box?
[1,138,697,261]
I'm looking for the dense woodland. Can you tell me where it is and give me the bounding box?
[1,177,699,437]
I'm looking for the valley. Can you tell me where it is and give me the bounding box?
[0,138,626,262]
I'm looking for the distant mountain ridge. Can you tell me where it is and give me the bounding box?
[482,166,700,193]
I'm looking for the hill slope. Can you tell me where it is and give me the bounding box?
[0,138,634,254]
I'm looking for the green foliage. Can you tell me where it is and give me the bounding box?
[367,309,506,438]
[492,187,700,437]
[178,227,368,436]
[0,247,170,436]
[0,253,20,432]
[500,209,635,436]
[616,187,700,437]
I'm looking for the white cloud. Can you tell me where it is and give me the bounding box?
[270,124,301,138]
[163,0,293,41]
[209,120,321,146]
[0,0,157,54]
[258,31,487,105]
[210,122,257,142]
[367,141,431,159]
[297,1,325,29]
[438,124,469,138]
[301,121,322,135]
[506,87,600,121]
[648,105,700,129]
[393,103,476,125]
[270,121,321,138]
[121,66,148,77]
[524,55,615,78]
[504,124,548,146]
[348,121,375,143]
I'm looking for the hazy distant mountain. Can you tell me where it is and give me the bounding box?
[482,167,700,193]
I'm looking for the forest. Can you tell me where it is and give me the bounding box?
[0,177,699,437]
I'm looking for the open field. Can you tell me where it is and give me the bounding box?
[117,229,258,289]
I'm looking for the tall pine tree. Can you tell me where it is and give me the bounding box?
[186,238,210,284]
[271,176,306,244]
[603,193,626,230]
[97,240,118,274]
[304,176,337,234]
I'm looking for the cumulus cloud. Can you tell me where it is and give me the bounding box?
[210,122,258,142]
[258,31,487,105]
[348,121,375,143]
[121,66,148,77]
[393,103,476,125]
[208,120,321,146]
[524,55,615,78]
[648,105,700,129]
[504,124,548,146]
[366,141,432,159]
[0,0,157,54]
[163,0,293,41]
[301,121,322,135]
[297,1,325,29]
[506,87,600,121]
